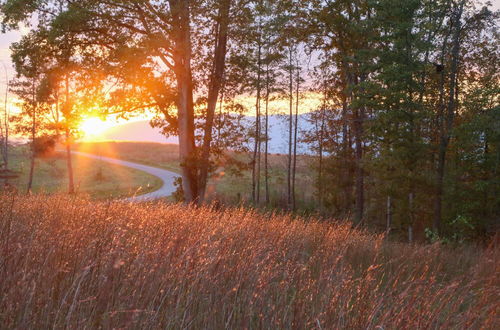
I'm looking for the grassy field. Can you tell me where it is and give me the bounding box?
[76,141,316,206]
[0,194,497,328]
[3,146,163,199]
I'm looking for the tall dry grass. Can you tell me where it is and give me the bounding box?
[0,194,498,329]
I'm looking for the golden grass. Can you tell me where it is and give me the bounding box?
[0,194,498,329]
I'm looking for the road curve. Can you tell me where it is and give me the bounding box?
[71,151,178,201]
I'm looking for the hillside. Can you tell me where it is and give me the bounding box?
[95,115,314,154]
[0,194,497,328]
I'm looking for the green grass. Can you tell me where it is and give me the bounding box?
[3,145,163,199]
[76,141,316,206]
[76,141,181,173]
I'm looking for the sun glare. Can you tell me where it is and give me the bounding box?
[80,117,113,139]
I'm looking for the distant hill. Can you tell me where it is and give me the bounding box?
[98,115,314,154]
[98,120,178,144]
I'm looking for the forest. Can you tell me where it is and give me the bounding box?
[0,0,499,245]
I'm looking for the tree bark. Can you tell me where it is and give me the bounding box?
[27,86,36,194]
[287,46,293,209]
[65,128,74,194]
[2,76,8,171]
[291,64,300,210]
[386,195,392,234]
[264,62,270,205]
[252,33,262,205]
[64,77,74,194]
[341,92,351,211]
[318,107,325,210]
[197,0,232,202]
[169,0,198,202]
[353,73,365,225]
[353,105,364,225]
[433,1,464,234]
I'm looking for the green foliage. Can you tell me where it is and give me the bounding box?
[2,0,498,241]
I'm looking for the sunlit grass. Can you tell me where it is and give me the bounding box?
[6,146,163,199]
[0,194,497,328]
[75,141,317,206]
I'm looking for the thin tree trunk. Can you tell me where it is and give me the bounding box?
[0,114,3,167]
[215,84,225,147]
[256,44,262,204]
[27,83,36,194]
[197,0,232,202]
[341,92,350,210]
[353,105,364,225]
[433,38,449,232]
[433,1,464,234]
[64,77,74,194]
[287,46,293,209]
[352,64,367,225]
[352,73,365,225]
[408,225,414,243]
[386,195,392,234]
[341,59,354,213]
[408,192,414,242]
[2,74,9,171]
[65,128,74,194]
[292,64,300,210]
[252,17,262,205]
[318,109,325,210]
[256,119,261,204]
[264,62,270,205]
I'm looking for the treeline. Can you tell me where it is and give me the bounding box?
[1,0,498,241]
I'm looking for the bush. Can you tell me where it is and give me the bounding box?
[33,136,57,157]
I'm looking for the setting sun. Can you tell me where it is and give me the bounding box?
[80,117,113,139]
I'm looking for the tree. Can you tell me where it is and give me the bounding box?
[9,31,51,193]
[0,61,10,174]
[308,0,376,223]
[1,0,237,203]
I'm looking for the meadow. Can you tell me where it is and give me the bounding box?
[3,146,163,199]
[76,141,316,206]
[0,193,497,329]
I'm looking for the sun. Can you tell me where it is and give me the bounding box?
[80,117,113,139]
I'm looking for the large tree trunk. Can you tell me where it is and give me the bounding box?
[197,0,232,202]
[433,1,464,234]
[169,0,198,203]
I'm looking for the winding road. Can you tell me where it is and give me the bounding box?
[71,151,178,201]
